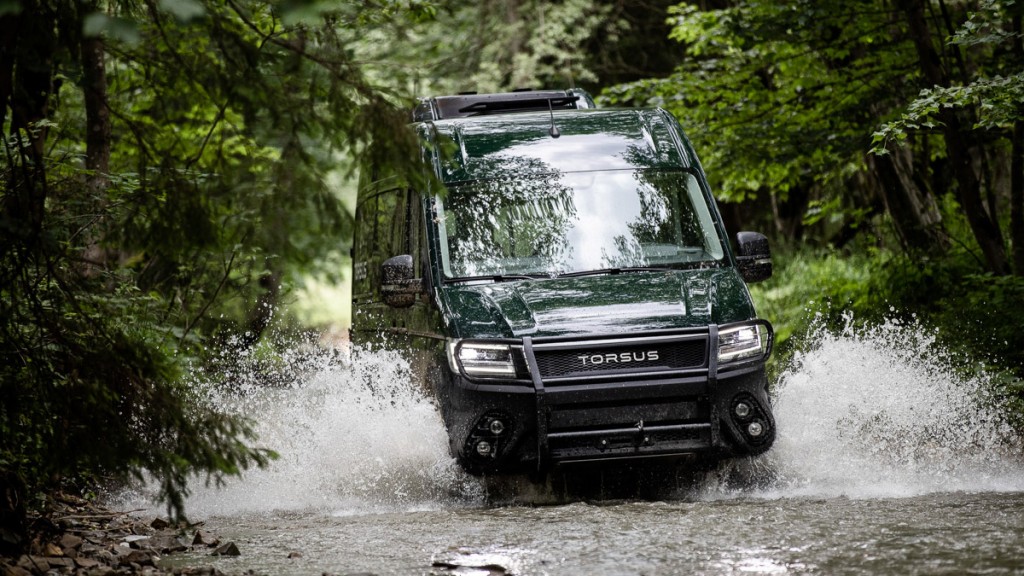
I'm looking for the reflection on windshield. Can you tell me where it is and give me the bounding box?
[434,170,724,279]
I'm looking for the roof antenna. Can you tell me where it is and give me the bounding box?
[547,98,560,138]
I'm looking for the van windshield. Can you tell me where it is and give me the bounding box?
[434,169,725,280]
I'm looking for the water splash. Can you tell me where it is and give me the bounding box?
[134,339,485,518]
[120,314,1024,516]
[705,313,1024,499]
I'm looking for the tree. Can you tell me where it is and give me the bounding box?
[875,0,1024,275]
[604,0,1021,276]
[352,0,683,97]
[0,0,427,547]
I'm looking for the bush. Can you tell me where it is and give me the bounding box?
[1,161,275,551]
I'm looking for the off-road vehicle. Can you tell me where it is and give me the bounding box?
[351,89,776,479]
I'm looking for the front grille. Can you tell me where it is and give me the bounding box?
[533,339,706,379]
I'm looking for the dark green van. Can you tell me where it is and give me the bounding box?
[351,89,775,478]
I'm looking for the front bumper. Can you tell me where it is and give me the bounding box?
[440,322,775,475]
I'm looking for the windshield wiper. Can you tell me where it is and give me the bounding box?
[556,267,675,279]
[444,273,550,284]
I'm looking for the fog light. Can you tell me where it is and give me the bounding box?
[488,419,506,435]
[734,402,751,419]
[747,421,764,438]
[475,440,493,457]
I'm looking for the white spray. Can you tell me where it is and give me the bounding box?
[123,315,1024,516]
[713,314,1024,499]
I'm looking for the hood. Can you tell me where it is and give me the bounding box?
[441,268,755,339]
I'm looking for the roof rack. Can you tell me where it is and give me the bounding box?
[412,89,596,122]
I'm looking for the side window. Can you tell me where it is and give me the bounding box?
[353,186,419,297]
[353,193,377,296]
[387,188,410,258]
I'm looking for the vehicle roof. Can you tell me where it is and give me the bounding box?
[413,89,595,121]
[418,108,696,183]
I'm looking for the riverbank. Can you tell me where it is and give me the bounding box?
[0,493,233,576]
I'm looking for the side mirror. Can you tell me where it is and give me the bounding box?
[735,232,772,283]
[381,254,423,308]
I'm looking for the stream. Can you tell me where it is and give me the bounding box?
[123,318,1024,575]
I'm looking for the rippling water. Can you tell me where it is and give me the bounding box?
[125,317,1024,575]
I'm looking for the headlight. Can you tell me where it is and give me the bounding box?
[448,340,519,378]
[718,324,764,363]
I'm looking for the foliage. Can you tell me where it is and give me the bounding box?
[603,0,1023,276]
[874,0,1024,146]
[0,0,432,537]
[601,0,913,203]
[752,241,1024,387]
[352,0,682,97]
[0,153,277,522]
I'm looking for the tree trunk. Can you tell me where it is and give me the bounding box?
[1012,122,1024,275]
[867,148,946,254]
[898,0,1010,274]
[1013,14,1024,275]
[4,1,57,245]
[80,32,112,274]
[81,36,110,191]
[0,11,16,131]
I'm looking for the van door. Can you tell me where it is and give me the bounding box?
[351,184,444,388]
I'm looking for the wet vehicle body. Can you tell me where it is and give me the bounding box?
[351,89,776,478]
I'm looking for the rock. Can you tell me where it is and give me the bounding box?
[3,500,218,576]
[45,556,75,570]
[83,531,108,545]
[16,555,48,571]
[147,534,188,554]
[176,567,225,576]
[1,563,32,576]
[59,534,83,551]
[75,556,101,568]
[120,549,157,567]
[129,534,186,553]
[94,548,117,564]
[191,530,219,548]
[287,551,303,559]
[210,542,240,557]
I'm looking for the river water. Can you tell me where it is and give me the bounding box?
[132,318,1024,575]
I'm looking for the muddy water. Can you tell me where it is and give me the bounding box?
[135,319,1024,575]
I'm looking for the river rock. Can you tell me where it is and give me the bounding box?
[75,556,101,568]
[192,530,220,547]
[130,534,188,554]
[1,563,32,576]
[176,567,225,576]
[210,542,240,557]
[59,533,83,552]
[120,548,157,567]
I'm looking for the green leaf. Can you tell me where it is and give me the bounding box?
[158,0,206,22]
[0,0,22,16]
[82,13,141,45]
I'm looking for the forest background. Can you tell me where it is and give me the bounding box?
[3,0,1024,551]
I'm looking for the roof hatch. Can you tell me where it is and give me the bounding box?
[413,89,597,122]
